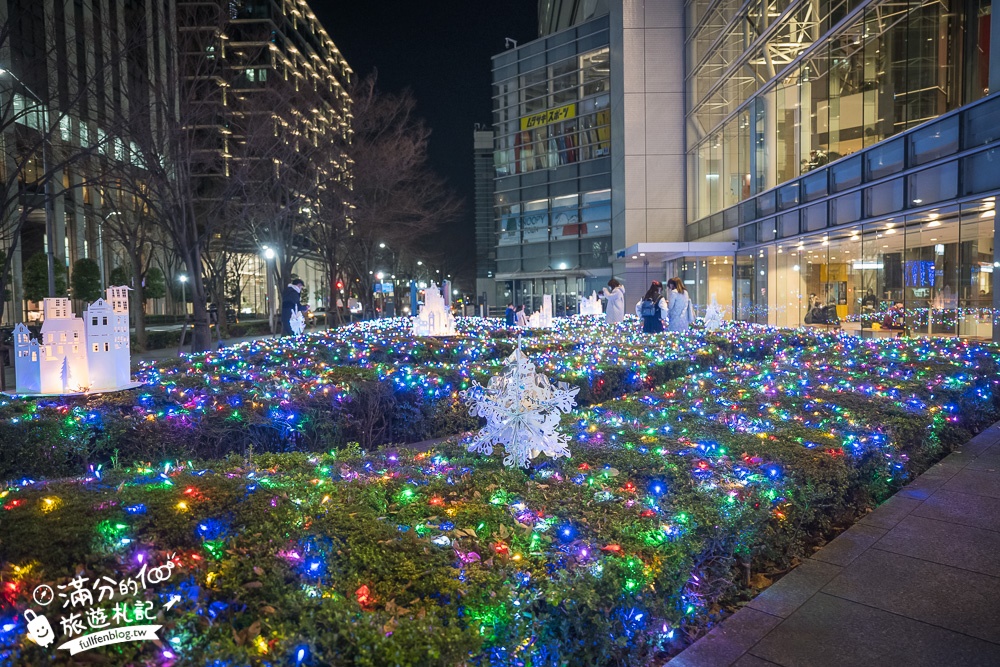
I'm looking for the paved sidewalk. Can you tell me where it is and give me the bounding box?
[669,423,1000,667]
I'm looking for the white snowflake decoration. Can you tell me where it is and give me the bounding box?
[704,295,724,331]
[289,310,306,335]
[460,336,579,468]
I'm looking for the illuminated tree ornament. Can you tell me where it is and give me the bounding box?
[704,296,723,332]
[460,335,579,468]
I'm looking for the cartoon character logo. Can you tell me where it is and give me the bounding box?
[23,609,55,647]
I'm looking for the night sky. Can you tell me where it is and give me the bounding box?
[316,1,539,274]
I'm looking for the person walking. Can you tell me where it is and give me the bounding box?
[601,278,625,324]
[504,302,515,326]
[514,304,528,327]
[281,278,308,335]
[635,281,667,333]
[666,277,694,331]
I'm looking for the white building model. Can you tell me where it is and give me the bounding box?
[412,282,456,336]
[527,294,554,329]
[578,291,604,316]
[13,287,134,395]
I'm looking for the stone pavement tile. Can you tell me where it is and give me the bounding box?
[750,593,1000,667]
[966,448,1000,472]
[911,488,1000,532]
[668,608,782,667]
[874,514,1000,577]
[748,559,842,618]
[937,450,979,468]
[953,426,1000,455]
[940,467,1000,499]
[897,464,959,501]
[821,549,1000,644]
[811,523,886,566]
[732,655,780,667]
[857,494,922,530]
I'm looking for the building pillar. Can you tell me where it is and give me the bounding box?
[992,214,1000,343]
[991,0,1000,96]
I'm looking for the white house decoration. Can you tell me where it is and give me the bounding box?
[412,282,456,337]
[13,287,136,395]
[578,291,604,316]
[526,294,554,329]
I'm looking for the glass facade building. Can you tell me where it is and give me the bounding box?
[685,0,1000,339]
[484,0,1000,337]
[491,16,614,313]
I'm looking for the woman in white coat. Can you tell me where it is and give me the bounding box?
[514,304,528,327]
[665,277,694,331]
[600,278,625,324]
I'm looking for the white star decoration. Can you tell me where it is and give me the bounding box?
[460,336,579,468]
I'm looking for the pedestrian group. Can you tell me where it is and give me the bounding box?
[505,275,696,333]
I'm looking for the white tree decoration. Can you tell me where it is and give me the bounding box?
[704,295,724,331]
[460,336,579,468]
[289,309,306,335]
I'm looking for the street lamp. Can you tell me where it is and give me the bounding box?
[98,211,120,287]
[178,275,188,321]
[0,68,56,296]
[262,245,276,332]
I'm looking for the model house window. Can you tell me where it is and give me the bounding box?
[60,333,66,342]
[104,343,109,352]
[92,317,98,326]
[93,344,98,352]
[31,352,36,362]
[102,317,108,326]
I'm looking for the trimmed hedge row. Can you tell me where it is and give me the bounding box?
[0,339,996,666]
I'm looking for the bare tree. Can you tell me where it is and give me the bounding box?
[342,74,462,315]
[100,4,234,352]
[97,189,162,350]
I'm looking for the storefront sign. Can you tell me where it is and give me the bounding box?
[520,103,576,130]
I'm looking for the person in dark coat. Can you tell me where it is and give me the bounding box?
[281,279,307,335]
[504,302,515,326]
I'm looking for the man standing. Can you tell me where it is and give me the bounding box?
[504,302,515,326]
[281,279,307,335]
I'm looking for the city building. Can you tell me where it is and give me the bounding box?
[176,0,353,316]
[490,13,615,314]
[684,0,1000,340]
[474,126,496,305]
[487,0,1000,339]
[0,0,175,325]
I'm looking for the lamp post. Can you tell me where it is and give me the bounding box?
[378,242,398,316]
[98,211,119,287]
[262,245,276,332]
[0,68,56,296]
[178,275,188,322]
